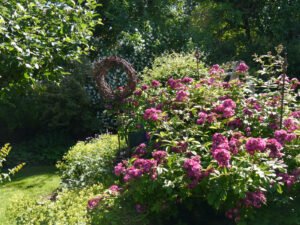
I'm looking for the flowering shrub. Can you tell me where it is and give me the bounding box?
[89,51,300,224]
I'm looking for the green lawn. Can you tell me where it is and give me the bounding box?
[0,166,60,225]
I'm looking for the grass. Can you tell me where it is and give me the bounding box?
[0,166,60,225]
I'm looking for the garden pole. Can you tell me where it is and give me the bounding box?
[279,51,288,129]
[195,48,200,77]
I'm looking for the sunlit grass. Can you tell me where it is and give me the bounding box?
[0,166,60,225]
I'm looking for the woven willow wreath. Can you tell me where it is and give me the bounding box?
[93,56,137,100]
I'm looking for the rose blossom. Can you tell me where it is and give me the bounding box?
[183,156,202,178]
[151,80,161,87]
[141,84,149,90]
[223,99,237,109]
[87,196,102,210]
[244,191,266,208]
[212,133,229,150]
[176,90,189,102]
[152,150,168,164]
[134,143,147,156]
[236,62,249,73]
[266,138,283,158]
[114,162,126,176]
[245,138,266,155]
[197,112,208,125]
[182,77,194,83]
[209,64,224,75]
[283,118,298,132]
[212,148,231,167]
[143,108,162,121]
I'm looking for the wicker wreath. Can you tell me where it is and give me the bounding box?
[93,56,137,100]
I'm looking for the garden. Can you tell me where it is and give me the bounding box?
[0,1,299,225]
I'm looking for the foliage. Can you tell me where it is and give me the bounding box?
[6,132,74,166]
[93,0,196,71]
[93,0,299,76]
[92,50,300,224]
[0,60,103,142]
[57,134,125,189]
[189,0,300,76]
[0,144,24,183]
[9,184,103,225]
[142,52,207,84]
[0,0,101,86]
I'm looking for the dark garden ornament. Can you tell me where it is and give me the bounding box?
[93,56,137,100]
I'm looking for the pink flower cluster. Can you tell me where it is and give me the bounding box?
[266,138,283,158]
[168,78,185,90]
[176,90,189,102]
[196,112,207,125]
[196,111,217,125]
[114,162,126,176]
[290,110,300,118]
[243,98,262,117]
[143,108,162,121]
[141,84,149,90]
[214,99,236,118]
[152,150,168,164]
[236,62,249,73]
[87,196,102,210]
[172,141,188,153]
[209,64,224,75]
[243,191,266,208]
[151,80,161,87]
[278,173,296,188]
[212,133,229,150]
[114,159,157,182]
[109,184,121,194]
[182,77,194,83]
[133,89,142,96]
[283,117,299,132]
[211,133,231,167]
[225,208,240,222]
[134,143,147,156]
[183,155,202,188]
[226,190,266,221]
[212,148,231,167]
[274,129,296,144]
[228,138,241,155]
[228,118,243,129]
[245,137,266,155]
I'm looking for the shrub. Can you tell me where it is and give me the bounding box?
[9,185,104,225]
[0,144,24,183]
[91,49,300,224]
[142,52,207,83]
[57,134,126,189]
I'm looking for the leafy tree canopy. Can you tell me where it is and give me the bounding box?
[0,0,102,87]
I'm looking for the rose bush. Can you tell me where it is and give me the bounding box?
[88,51,299,224]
